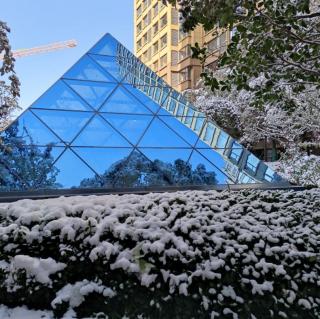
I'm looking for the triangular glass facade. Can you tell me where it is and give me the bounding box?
[0,34,287,192]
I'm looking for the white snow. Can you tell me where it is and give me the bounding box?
[0,188,319,317]
[11,255,66,285]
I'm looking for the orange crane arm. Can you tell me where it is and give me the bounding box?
[0,40,77,60]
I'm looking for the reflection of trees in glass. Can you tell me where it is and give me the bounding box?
[80,151,217,188]
[0,121,60,191]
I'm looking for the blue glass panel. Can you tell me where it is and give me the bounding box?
[238,172,255,184]
[138,118,190,148]
[203,123,216,144]
[245,154,260,173]
[128,85,170,106]
[63,55,115,82]
[101,114,153,145]
[89,34,120,56]
[31,81,92,111]
[0,111,62,146]
[65,79,117,110]
[158,115,199,146]
[32,109,92,144]
[264,167,277,182]
[100,86,152,114]
[229,141,243,163]
[194,116,205,134]
[188,151,229,185]
[195,140,229,172]
[72,115,131,147]
[139,148,192,163]
[89,55,126,82]
[122,84,161,113]
[0,146,64,191]
[72,147,133,176]
[106,150,155,188]
[137,149,217,187]
[216,131,229,150]
[52,149,100,188]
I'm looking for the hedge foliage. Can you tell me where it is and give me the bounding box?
[0,189,319,318]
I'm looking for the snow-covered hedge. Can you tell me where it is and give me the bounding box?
[0,189,319,318]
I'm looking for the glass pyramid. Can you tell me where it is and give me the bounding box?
[0,34,287,192]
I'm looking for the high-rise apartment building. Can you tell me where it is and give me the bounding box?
[134,0,232,92]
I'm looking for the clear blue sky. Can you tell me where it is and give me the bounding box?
[1,0,133,110]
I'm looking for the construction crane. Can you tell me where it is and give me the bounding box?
[0,39,77,60]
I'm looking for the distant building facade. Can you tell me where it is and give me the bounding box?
[134,0,232,92]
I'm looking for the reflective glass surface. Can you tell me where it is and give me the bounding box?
[32,109,92,144]
[65,79,117,110]
[0,111,62,146]
[31,81,92,111]
[158,113,199,146]
[0,33,288,192]
[63,55,116,82]
[138,118,190,148]
[100,86,152,114]
[245,154,260,173]
[52,149,100,188]
[89,34,120,56]
[72,115,131,147]
[229,142,243,163]
[89,54,126,82]
[101,114,153,145]
[188,151,229,185]
[216,131,229,150]
[122,84,160,113]
[72,147,133,176]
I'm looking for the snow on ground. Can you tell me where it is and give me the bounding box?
[0,188,319,318]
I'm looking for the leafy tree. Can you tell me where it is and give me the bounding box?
[189,75,320,186]
[80,151,217,188]
[0,20,20,126]
[164,0,320,111]
[0,121,60,191]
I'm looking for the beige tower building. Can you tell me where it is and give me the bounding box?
[134,0,232,92]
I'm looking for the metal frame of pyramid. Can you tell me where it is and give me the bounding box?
[0,34,288,193]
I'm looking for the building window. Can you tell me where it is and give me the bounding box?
[153,22,158,35]
[179,45,191,61]
[179,67,191,83]
[160,34,167,48]
[171,29,178,46]
[153,60,158,71]
[137,5,142,17]
[207,37,219,53]
[137,22,142,35]
[171,8,179,24]
[179,27,189,41]
[143,0,151,11]
[171,72,179,87]
[159,1,165,11]
[171,50,178,66]
[153,41,158,55]
[143,11,151,28]
[137,39,142,51]
[160,13,167,29]
[142,48,151,62]
[160,54,167,67]
[153,3,158,17]
[143,31,151,45]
